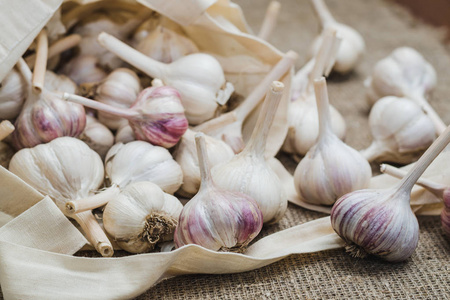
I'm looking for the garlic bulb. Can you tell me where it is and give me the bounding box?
[380,164,450,237]
[360,96,436,163]
[0,66,27,120]
[294,78,370,206]
[97,32,234,125]
[175,133,263,252]
[212,82,287,224]
[103,181,183,253]
[61,55,107,85]
[74,10,152,69]
[106,141,183,194]
[136,24,199,63]
[175,129,234,197]
[64,83,188,148]
[195,51,298,153]
[44,71,77,94]
[11,60,85,150]
[331,125,450,262]
[9,137,113,257]
[283,29,346,157]
[87,68,142,130]
[365,47,444,134]
[308,0,365,74]
[115,123,135,144]
[79,115,114,159]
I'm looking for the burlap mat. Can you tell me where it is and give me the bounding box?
[2,0,448,299]
[136,0,450,298]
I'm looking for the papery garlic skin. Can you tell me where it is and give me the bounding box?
[103,181,183,253]
[365,47,436,105]
[175,129,234,197]
[9,137,104,211]
[95,68,141,130]
[105,141,183,194]
[294,134,371,205]
[361,96,436,163]
[442,189,450,236]
[136,25,199,63]
[130,86,188,148]
[11,90,86,150]
[331,189,419,262]
[0,68,27,120]
[61,55,107,85]
[282,97,346,156]
[79,115,114,159]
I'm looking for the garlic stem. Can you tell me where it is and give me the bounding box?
[310,0,336,27]
[396,125,450,194]
[314,77,332,142]
[0,120,14,142]
[97,32,165,79]
[309,29,338,82]
[236,51,297,121]
[380,164,446,199]
[32,29,48,93]
[360,141,383,162]
[244,81,284,157]
[194,111,238,133]
[195,132,213,189]
[72,210,113,257]
[25,34,82,67]
[63,93,139,119]
[16,58,32,84]
[66,186,121,215]
[407,93,446,135]
[116,10,154,37]
[258,1,281,41]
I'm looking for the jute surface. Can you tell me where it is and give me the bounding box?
[138,0,450,298]
[2,0,449,299]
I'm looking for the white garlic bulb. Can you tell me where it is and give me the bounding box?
[365,47,444,134]
[308,0,365,73]
[115,123,135,144]
[61,55,107,85]
[8,137,113,256]
[44,71,77,94]
[361,96,436,164]
[331,125,450,262]
[97,32,234,125]
[294,77,371,206]
[93,68,142,130]
[136,25,199,63]
[212,82,287,224]
[103,181,183,253]
[0,66,27,120]
[79,115,114,159]
[105,141,183,194]
[284,28,346,157]
[175,129,234,197]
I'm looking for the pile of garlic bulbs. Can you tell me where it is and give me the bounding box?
[0,0,448,265]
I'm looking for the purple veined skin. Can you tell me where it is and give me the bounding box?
[174,133,263,252]
[64,85,189,148]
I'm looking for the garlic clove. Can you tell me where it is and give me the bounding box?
[44,71,78,94]
[212,82,287,224]
[294,77,371,205]
[79,115,114,159]
[103,181,183,253]
[360,96,436,163]
[0,66,28,120]
[175,133,263,252]
[115,122,135,144]
[105,141,183,194]
[175,129,234,197]
[331,124,450,261]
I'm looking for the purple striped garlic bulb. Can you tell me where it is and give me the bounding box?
[331,124,450,262]
[64,83,188,148]
[11,60,85,150]
[175,133,263,252]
